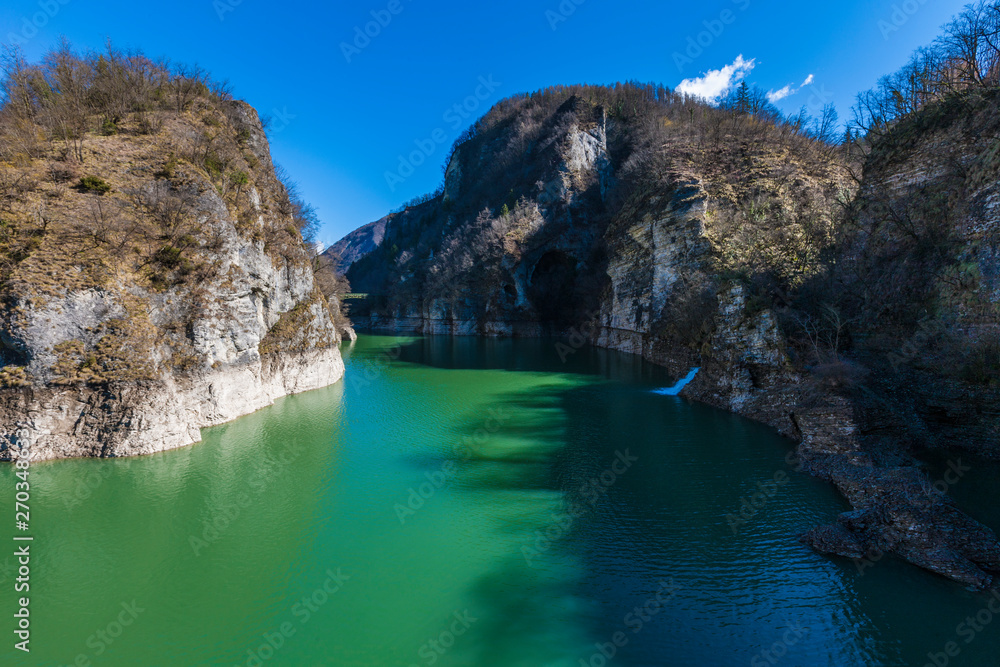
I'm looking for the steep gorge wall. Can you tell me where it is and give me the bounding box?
[0,100,348,460]
[341,89,1000,588]
[353,107,820,437]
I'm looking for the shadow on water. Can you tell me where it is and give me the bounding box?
[460,555,590,667]
[431,379,605,666]
[373,334,1000,666]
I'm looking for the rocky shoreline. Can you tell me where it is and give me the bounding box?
[0,347,345,461]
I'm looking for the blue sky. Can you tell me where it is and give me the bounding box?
[1,0,968,247]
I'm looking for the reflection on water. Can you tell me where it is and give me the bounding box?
[2,334,1000,666]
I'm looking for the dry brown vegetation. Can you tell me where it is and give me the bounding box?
[852,1,1000,139]
[0,40,322,300]
[0,41,342,387]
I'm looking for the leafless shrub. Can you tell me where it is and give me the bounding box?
[0,166,38,211]
[47,160,78,183]
[791,304,853,365]
[125,181,199,242]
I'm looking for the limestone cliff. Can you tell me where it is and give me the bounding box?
[339,85,1000,588]
[0,54,346,460]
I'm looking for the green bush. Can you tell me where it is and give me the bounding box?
[156,154,179,180]
[154,245,184,269]
[204,153,225,179]
[78,175,112,195]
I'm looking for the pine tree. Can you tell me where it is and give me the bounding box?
[735,82,750,114]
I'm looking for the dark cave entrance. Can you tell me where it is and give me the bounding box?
[527,250,580,323]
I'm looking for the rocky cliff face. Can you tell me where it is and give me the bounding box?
[0,96,347,461]
[792,91,1000,588]
[339,85,1000,588]
[347,90,845,436]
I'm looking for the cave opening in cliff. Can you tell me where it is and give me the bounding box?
[528,250,581,323]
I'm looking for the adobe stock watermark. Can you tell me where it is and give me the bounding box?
[726,450,804,536]
[268,107,296,134]
[232,568,350,667]
[4,0,71,47]
[393,407,508,523]
[346,342,404,395]
[579,579,683,667]
[59,601,145,667]
[188,447,300,556]
[888,315,946,371]
[63,464,113,510]
[341,0,413,63]
[750,622,811,666]
[555,310,601,362]
[878,0,930,40]
[406,610,478,667]
[522,450,638,567]
[803,81,834,116]
[923,589,1000,667]
[11,428,33,654]
[65,455,186,511]
[673,0,752,73]
[384,75,502,192]
[213,0,242,21]
[545,0,586,31]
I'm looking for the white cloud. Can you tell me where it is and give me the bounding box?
[766,74,816,104]
[677,55,756,103]
[766,85,795,103]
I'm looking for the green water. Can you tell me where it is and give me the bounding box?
[3,335,1000,666]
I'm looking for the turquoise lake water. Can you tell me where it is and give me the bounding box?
[2,334,999,666]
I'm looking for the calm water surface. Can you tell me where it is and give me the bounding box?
[2,335,1000,666]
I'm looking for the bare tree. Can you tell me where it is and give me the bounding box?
[0,45,36,120]
[814,103,840,144]
[852,1,1000,135]
[41,39,91,160]
[168,62,207,112]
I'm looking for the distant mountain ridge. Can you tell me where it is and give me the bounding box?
[324,216,387,274]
